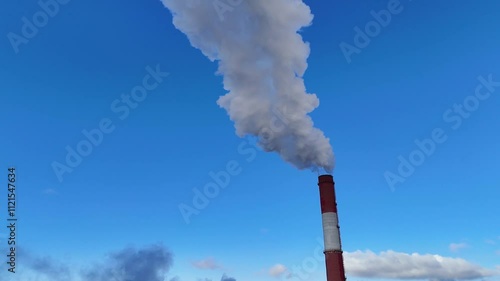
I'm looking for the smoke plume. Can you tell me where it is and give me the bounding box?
[162,0,334,172]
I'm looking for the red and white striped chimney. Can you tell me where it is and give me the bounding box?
[318,175,346,281]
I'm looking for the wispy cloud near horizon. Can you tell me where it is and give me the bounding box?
[192,257,223,270]
[449,242,469,253]
[344,250,497,281]
[1,244,227,281]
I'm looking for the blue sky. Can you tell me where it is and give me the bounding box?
[1,0,499,281]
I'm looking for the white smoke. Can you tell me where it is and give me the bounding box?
[162,0,334,172]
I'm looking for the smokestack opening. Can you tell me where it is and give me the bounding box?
[318,174,334,184]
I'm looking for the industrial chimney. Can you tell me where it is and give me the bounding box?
[317,175,346,281]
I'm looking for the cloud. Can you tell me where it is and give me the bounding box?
[344,250,497,281]
[5,245,237,281]
[269,264,289,278]
[42,188,58,195]
[200,275,234,281]
[221,274,236,281]
[192,257,223,270]
[449,243,469,252]
[19,248,72,281]
[81,243,173,281]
